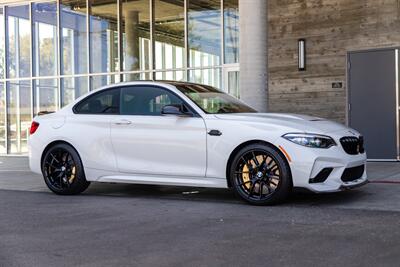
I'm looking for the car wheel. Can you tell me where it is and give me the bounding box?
[229,143,292,205]
[42,143,90,195]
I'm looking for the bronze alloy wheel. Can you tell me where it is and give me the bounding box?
[44,148,77,190]
[42,143,90,195]
[230,144,292,205]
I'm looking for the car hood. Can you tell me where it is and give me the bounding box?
[214,113,353,135]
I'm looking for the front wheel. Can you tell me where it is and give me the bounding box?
[42,143,90,195]
[229,143,292,205]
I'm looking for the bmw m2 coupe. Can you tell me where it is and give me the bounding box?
[29,81,368,205]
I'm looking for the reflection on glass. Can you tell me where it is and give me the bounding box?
[90,0,118,73]
[154,0,185,71]
[224,0,239,64]
[60,0,87,74]
[91,75,120,91]
[7,5,31,78]
[34,79,58,115]
[0,83,5,153]
[61,76,88,106]
[33,2,58,77]
[122,0,150,76]
[0,8,4,79]
[188,0,221,67]
[189,68,221,88]
[8,81,31,153]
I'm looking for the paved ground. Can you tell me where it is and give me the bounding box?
[1,157,400,266]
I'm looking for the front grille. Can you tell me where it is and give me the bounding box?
[340,136,365,155]
[341,165,365,182]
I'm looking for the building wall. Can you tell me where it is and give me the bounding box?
[268,0,400,123]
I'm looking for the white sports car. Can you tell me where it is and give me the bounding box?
[29,81,368,205]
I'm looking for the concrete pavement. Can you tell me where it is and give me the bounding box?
[1,157,400,266]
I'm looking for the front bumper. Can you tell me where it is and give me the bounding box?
[278,131,368,193]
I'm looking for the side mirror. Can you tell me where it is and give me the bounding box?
[161,104,192,117]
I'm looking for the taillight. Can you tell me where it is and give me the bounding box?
[30,121,40,135]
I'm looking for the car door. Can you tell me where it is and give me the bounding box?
[110,85,207,177]
[69,88,120,172]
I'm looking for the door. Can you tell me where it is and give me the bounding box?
[348,49,398,160]
[70,88,120,171]
[110,85,207,177]
[223,66,240,98]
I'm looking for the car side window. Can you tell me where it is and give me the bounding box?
[74,88,120,114]
[120,86,184,116]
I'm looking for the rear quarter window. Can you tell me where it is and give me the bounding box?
[74,88,120,114]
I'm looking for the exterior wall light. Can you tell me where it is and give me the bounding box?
[298,39,306,71]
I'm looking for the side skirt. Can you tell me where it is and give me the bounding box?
[85,168,228,189]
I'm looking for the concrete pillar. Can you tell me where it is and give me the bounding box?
[239,0,268,112]
[125,10,140,81]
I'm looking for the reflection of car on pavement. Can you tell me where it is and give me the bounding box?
[29,81,367,205]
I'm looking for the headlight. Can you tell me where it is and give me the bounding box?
[282,133,336,148]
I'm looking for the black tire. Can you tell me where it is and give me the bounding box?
[229,143,292,205]
[42,143,90,195]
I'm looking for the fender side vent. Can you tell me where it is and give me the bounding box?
[309,168,333,184]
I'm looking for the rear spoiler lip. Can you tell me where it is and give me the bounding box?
[37,111,55,116]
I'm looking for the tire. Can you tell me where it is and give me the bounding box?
[229,143,292,205]
[42,143,90,195]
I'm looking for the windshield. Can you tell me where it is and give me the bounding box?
[174,84,257,114]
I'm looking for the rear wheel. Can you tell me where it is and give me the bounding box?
[42,143,90,195]
[229,143,292,205]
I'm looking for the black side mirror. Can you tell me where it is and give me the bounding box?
[161,104,192,117]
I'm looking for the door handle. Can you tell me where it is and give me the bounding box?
[114,119,132,125]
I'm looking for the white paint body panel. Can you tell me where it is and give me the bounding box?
[29,81,367,192]
[110,115,207,177]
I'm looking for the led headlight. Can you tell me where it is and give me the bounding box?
[282,133,336,148]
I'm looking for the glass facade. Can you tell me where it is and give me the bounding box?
[0,0,239,154]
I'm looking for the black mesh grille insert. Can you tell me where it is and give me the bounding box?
[309,168,333,184]
[340,136,364,155]
[341,165,365,182]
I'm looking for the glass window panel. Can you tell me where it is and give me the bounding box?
[91,74,120,91]
[60,0,87,75]
[120,86,183,116]
[0,8,4,79]
[33,2,58,77]
[188,0,221,67]
[224,0,239,64]
[155,41,163,70]
[165,44,173,70]
[154,0,184,71]
[74,88,120,114]
[155,71,185,81]
[7,5,31,78]
[7,81,31,153]
[0,82,5,153]
[90,0,118,73]
[122,0,150,72]
[123,72,151,82]
[189,68,221,88]
[227,70,240,98]
[61,76,88,106]
[34,79,58,115]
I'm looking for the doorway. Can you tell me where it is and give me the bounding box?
[348,48,399,160]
